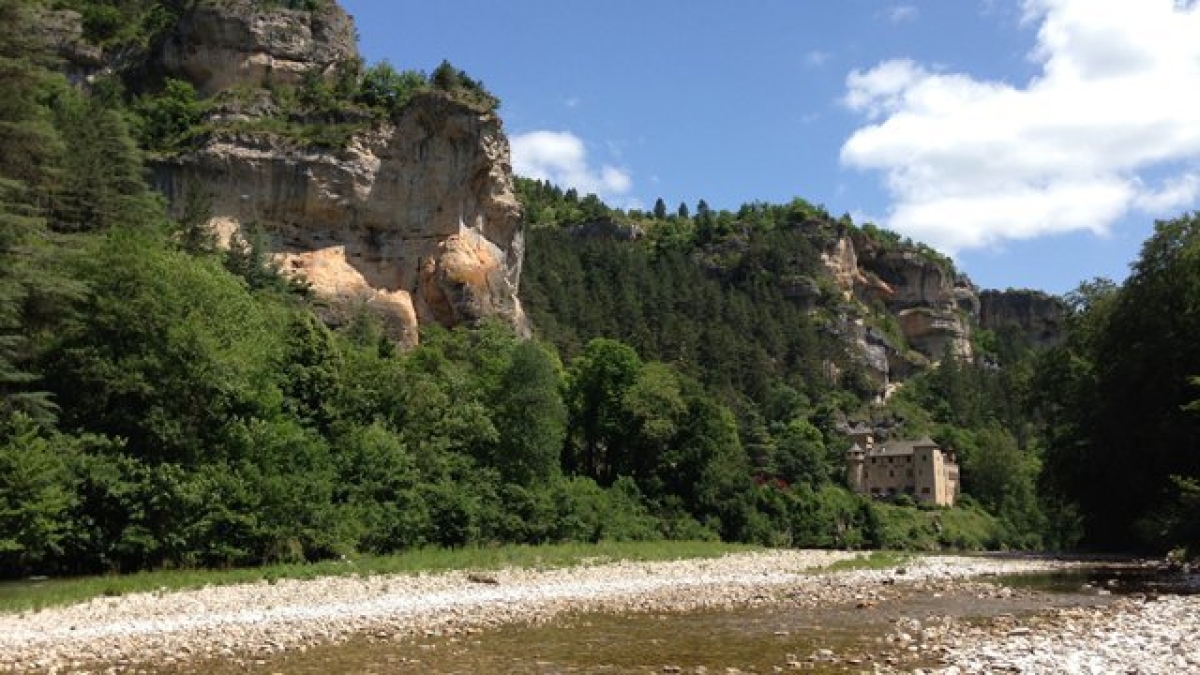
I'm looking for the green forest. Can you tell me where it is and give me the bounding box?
[2,0,1199,579]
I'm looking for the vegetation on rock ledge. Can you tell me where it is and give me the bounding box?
[1,0,1197,582]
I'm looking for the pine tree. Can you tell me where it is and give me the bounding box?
[174,187,217,255]
[653,198,667,220]
[0,0,60,192]
[52,91,159,233]
[0,0,67,425]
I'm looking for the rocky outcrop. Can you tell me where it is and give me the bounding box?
[896,307,969,360]
[154,92,526,347]
[818,234,1074,396]
[980,289,1064,348]
[160,0,358,96]
[834,316,927,396]
[848,232,973,362]
[567,218,644,241]
[821,232,975,390]
[32,9,104,83]
[144,0,526,347]
[820,236,872,301]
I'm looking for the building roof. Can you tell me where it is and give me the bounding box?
[869,437,939,456]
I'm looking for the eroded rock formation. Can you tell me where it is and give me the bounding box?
[151,1,525,347]
[160,0,358,96]
[850,233,974,361]
[822,232,978,391]
[155,92,525,347]
[980,289,1064,348]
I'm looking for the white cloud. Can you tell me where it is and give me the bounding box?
[804,50,831,68]
[510,130,633,201]
[886,5,919,23]
[1134,172,1200,213]
[842,59,930,118]
[840,0,1200,254]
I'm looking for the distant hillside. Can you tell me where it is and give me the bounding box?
[517,178,1064,403]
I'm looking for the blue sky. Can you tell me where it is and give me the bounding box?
[342,1,1200,295]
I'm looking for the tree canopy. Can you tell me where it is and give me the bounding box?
[4,0,1198,579]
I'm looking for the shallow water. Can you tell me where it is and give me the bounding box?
[158,575,1119,674]
[998,565,1200,596]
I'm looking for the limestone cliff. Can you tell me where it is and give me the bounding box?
[979,289,1064,348]
[149,1,525,346]
[154,91,525,347]
[160,0,358,96]
[821,231,977,391]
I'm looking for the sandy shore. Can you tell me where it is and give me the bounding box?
[0,550,1193,673]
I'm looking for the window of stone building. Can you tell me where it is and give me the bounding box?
[921,487,931,494]
[906,469,913,478]
[889,470,894,478]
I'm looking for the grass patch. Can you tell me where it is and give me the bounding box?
[817,550,913,573]
[198,117,372,150]
[872,503,1005,551]
[0,540,759,615]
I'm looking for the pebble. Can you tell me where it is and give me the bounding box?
[876,593,1200,674]
[0,552,1177,673]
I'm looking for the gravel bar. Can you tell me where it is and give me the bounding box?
[905,593,1200,674]
[0,550,1180,673]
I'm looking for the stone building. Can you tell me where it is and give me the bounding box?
[844,426,959,506]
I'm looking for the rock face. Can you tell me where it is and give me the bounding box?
[820,236,872,300]
[33,8,105,83]
[150,1,525,347]
[154,92,525,347]
[832,316,925,395]
[980,289,1064,348]
[849,232,975,362]
[160,0,358,96]
[822,232,976,390]
[820,232,1073,395]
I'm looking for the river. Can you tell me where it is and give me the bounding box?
[154,565,1143,674]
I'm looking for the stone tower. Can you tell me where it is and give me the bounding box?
[845,443,865,492]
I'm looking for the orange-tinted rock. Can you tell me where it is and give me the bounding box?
[154,91,526,346]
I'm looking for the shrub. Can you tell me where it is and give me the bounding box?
[357,61,427,114]
[132,79,204,152]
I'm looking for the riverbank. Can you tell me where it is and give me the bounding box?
[0,550,1183,673]
[0,541,760,615]
[898,593,1200,674]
